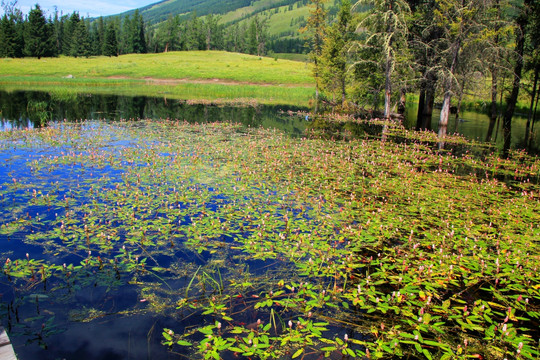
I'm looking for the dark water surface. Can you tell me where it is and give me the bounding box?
[1,90,538,150]
[0,90,308,135]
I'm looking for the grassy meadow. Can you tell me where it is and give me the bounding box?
[0,51,314,106]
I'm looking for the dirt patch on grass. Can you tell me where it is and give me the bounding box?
[107,76,311,87]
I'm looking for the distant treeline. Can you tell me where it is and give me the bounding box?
[149,12,304,55]
[0,5,146,58]
[0,3,307,59]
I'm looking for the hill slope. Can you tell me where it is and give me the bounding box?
[118,0,341,54]
[126,0,299,25]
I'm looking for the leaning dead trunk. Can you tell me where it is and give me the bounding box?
[439,91,451,138]
[438,41,460,138]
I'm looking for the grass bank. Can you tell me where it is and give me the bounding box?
[0,51,314,106]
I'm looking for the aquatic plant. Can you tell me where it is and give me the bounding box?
[0,117,538,359]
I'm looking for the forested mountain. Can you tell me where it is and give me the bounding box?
[123,0,296,24]
[113,0,323,54]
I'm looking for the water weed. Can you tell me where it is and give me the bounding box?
[0,117,538,359]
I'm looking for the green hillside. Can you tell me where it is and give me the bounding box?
[130,0,255,24]
[127,0,301,24]
[118,0,342,54]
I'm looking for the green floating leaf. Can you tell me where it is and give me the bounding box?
[292,348,304,359]
[176,340,192,347]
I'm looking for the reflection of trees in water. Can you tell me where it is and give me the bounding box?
[307,116,384,140]
[0,91,307,136]
[0,90,537,151]
[0,91,51,128]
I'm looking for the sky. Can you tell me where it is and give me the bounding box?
[1,0,158,18]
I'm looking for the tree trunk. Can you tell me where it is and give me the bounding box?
[486,66,499,142]
[503,0,529,158]
[454,77,466,133]
[528,87,540,148]
[416,87,426,130]
[486,7,501,142]
[438,42,460,138]
[454,93,463,133]
[341,75,346,106]
[314,56,319,113]
[315,84,319,114]
[439,91,451,138]
[530,92,539,147]
[384,56,392,119]
[398,88,406,115]
[525,65,539,145]
[422,72,437,130]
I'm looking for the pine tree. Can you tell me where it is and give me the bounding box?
[132,10,147,54]
[155,14,181,52]
[24,4,54,59]
[247,19,258,55]
[301,0,328,112]
[103,22,118,57]
[0,0,24,57]
[186,13,203,50]
[0,14,17,57]
[121,14,133,54]
[253,15,268,56]
[51,8,64,55]
[204,14,221,51]
[321,0,353,105]
[64,12,81,56]
[137,12,147,53]
[72,19,91,57]
[95,17,105,55]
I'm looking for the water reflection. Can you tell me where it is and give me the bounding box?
[1,90,538,151]
[402,105,539,150]
[0,90,307,136]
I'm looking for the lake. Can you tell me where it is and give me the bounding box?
[1,90,539,360]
